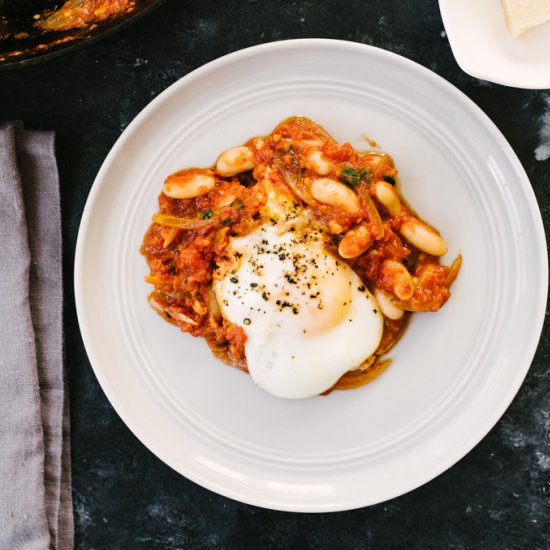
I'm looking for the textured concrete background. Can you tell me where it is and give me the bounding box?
[1,0,549,548]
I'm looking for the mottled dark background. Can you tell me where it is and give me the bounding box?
[1,0,549,548]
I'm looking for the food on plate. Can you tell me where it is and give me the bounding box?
[500,0,550,36]
[141,117,461,398]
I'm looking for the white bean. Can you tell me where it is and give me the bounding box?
[381,259,415,301]
[163,171,215,199]
[328,220,344,234]
[338,223,372,258]
[373,180,402,216]
[400,218,448,256]
[305,150,333,176]
[216,146,255,177]
[310,178,360,211]
[373,288,404,320]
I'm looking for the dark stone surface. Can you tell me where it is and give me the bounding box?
[1,0,549,548]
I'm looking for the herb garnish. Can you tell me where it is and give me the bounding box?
[288,147,299,168]
[340,167,372,187]
[200,208,213,219]
[232,199,244,211]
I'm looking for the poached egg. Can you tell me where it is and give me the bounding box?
[214,219,383,399]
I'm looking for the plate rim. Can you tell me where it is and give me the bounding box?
[74,38,548,511]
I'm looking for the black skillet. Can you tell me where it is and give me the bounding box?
[0,0,165,68]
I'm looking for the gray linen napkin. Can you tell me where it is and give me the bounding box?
[0,123,73,550]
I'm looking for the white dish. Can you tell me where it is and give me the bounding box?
[439,0,550,88]
[74,39,547,511]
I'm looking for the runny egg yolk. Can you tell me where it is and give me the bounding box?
[214,223,384,399]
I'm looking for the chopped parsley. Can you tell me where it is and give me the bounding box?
[340,167,372,187]
[232,199,244,211]
[199,208,213,219]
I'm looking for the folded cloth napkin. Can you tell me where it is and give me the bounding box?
[0,123,73,550]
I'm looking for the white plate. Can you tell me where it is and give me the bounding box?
[439,0,550,88]
[74,39,547,511]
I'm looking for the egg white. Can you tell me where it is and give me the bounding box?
[214,221,383,399]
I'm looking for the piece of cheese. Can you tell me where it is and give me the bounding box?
[501,0,550,36]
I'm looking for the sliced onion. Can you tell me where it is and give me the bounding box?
[148,296,197,326]
[275,158,315,206]
[446,255,462,287]
[355,183,384,239]
[152,214,214,230]
[166,308,197,325]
